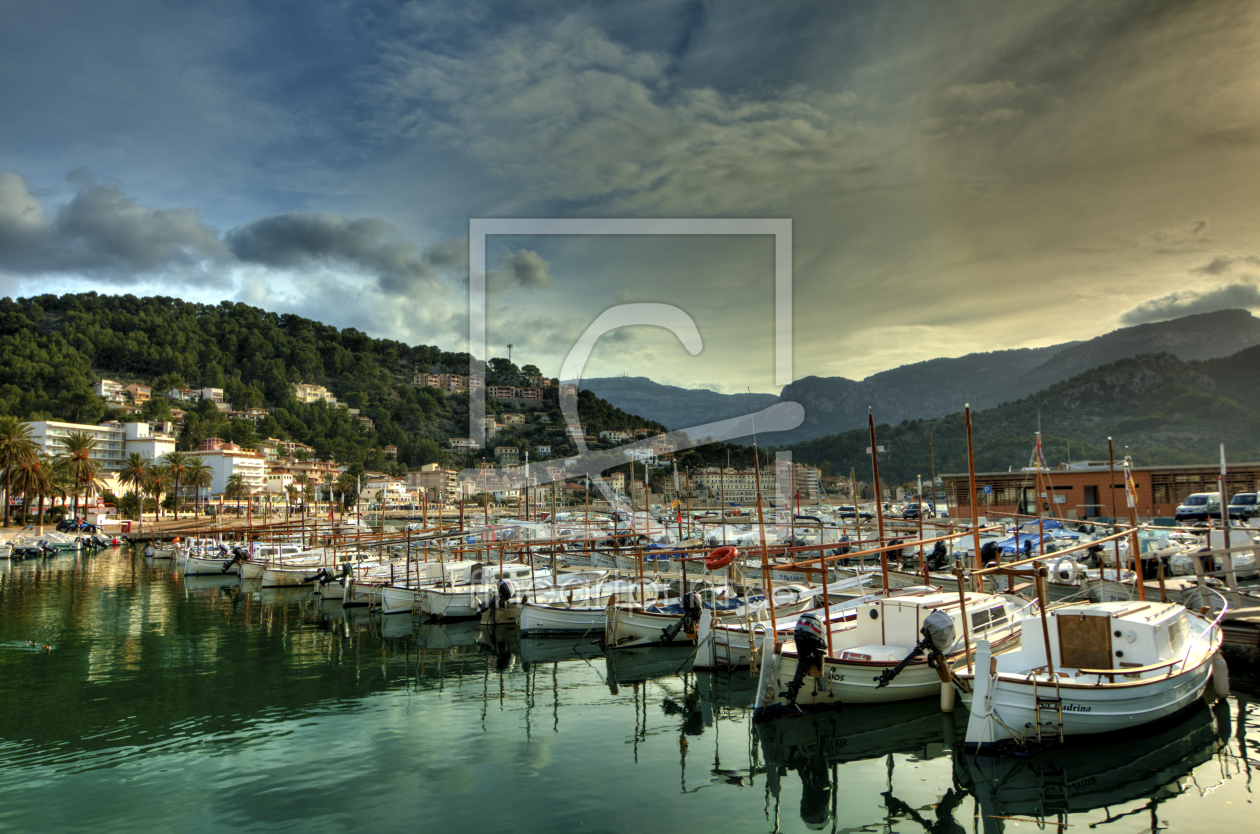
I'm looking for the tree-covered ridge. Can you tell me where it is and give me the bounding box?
[782,350,1260,488]
[0,292,667,474]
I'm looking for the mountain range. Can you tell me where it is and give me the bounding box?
[582,309,1260,445]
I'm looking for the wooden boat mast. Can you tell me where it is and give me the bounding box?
[965,405,982,588]
[749,400,779,639]
[867,408,890,592]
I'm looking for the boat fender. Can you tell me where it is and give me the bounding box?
[781,613,827,707]
[704,546,738,571]
[940,681,956,713]
[1212,652,1230,698]
[1053,557,1079,584]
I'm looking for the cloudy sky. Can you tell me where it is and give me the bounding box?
[3,0,1260,393]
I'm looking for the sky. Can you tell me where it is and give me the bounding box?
[3,0,1260,394]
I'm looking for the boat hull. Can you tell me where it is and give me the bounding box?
[519,602,608,638]
[958,648,1216,746]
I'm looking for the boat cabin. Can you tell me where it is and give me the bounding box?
[1004,601,1192,676]
[836,592,1020,661]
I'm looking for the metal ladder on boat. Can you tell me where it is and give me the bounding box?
[1030,674,1065,743]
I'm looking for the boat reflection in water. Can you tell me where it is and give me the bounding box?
[756,699,963,830]
[518,636,602,666]
[604,646,695,692]
[956,698,1232,834]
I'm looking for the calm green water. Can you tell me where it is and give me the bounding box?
[0,546,1256,833]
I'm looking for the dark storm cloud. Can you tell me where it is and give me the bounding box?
[0,171,226,280]
[1119,280,1260,325]
[227,212,445,293]
[491,249,551,288]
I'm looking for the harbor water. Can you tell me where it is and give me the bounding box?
[1,545,1257,833]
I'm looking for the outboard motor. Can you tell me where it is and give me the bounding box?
[979,540,999,568]
[480,578,517,615]
[221,546,250,574]
[782,612,828,708]
[929,541,949,570]
[875,609,955,689]
[302,567,332,585]
[660,592,704,644]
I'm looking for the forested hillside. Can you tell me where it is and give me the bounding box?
[0,293,668,473]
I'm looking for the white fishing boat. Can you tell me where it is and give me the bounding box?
[179,539,246,576]
[957,598,1227,750]
[605,583,823,649]
[374,559,483,614]
[754,591,1036,716]
[418,562,554,620]
[694,579,935,670]
[517,578,673,638]
[238,543,316,581]
[10,529,84,554]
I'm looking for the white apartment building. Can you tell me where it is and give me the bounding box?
[24,420,179,495]
[94,379,126,403]
[292,382,337,405]
[264,472,294,494]
[115,421,177,464]
[27,420,128,476]
[199,448,268,495]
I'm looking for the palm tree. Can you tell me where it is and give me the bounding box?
[294,473,310,517]
[321,472,335,517]
[0,416,38,527]
[285,484,298,520]
[10,452,52,530]
[164,450,190,521]
[28,453,56,533]
[184,457,212,518]
[60,431,99,521]
[147,464,172,522]
[224,473,253,528]
[336,472,359,522]
[120,453,150,526]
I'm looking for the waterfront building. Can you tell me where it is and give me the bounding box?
[942,461,1260,520]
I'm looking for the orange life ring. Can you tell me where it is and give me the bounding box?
[705,546,738,571]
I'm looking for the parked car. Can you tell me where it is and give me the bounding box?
[1174,492,1222,523]
[1228,492,1260,521]
[902,502,935,519]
